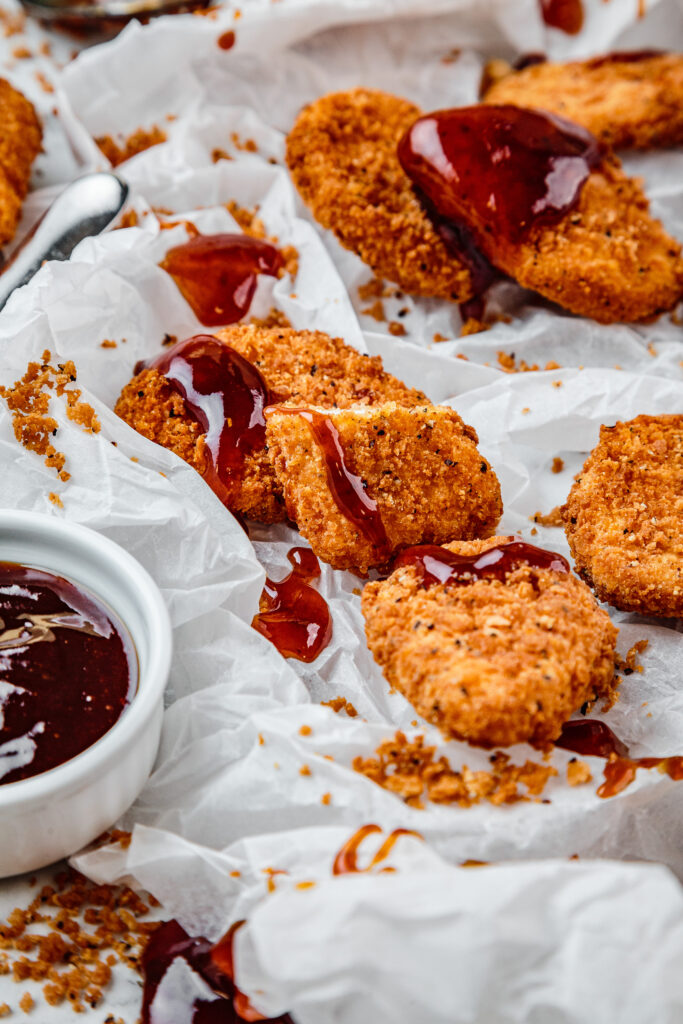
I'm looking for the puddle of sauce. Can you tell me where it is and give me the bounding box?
[141,919,292,1024]
[557,720,683,798]
[392,539,569,588]
[266,407,391,559]
[252,547,332,662]
[139,335,274,508]
[398,105,601,254]
[160,233,282,326]
[332,824,422,875]
[540,0,584,34]
[0,564,136,786]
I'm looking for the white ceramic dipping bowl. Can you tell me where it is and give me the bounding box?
[0,510,172,877]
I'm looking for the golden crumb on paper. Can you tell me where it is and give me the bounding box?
[321,697,358,717]
[566,758,593,786]
[531,507,564,527]
[95,125,167,167]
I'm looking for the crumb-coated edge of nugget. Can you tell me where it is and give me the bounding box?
[563,414,683,618]
[0,78,42,246]
[286,88,473,302]
[266,401,502,573]
[361,535,618,749]
[482,52,683,151]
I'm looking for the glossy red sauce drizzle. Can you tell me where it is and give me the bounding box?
[140,335,273,508]
[557,719,683,798]
[160,232,282,326]
[398,105,601,250]
[267,407,391,557]
[539,0,584,34]
[252,547,332,662]
[141,919,292,1024]
[392,539,569,588]
[0,564,136,786]
[332,824,423,875]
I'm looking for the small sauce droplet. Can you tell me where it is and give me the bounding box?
[539,0,584,34]
[140,335,273,508]
[160,233,282,326]
[332,825,422,875]
[218,29,236,49]
[392,539,570,588]
[252,547,332,662]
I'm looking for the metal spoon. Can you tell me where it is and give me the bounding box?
[0,171,129,311]
[20,0,210,26]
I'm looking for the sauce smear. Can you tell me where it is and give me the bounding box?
[392,539,569,588]
[160,233,282,326]
[557,719,683,798]
[398,105,601,251]
[140,335,273,508]
[539,0,584,34]
[0,563,136,786]
[252,547,332,662]
[333,824,422,875]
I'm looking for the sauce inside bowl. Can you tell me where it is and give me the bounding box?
[0,563,137,786]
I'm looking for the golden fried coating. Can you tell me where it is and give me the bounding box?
[286,88,474,302]
[0,79,42,246]
[483,52,683,151]
[114,325,426,523]
[362,536,618,748]
[265,402,502,573]
[563,415,683,618]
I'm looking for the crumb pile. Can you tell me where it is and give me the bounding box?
[95,125,167,167]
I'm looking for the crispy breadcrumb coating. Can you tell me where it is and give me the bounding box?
[0,78,41,246]
[482,52,683,151]
[114,325,426,523]
[563,415,683,617]
[286,88,474,302]
[266,403,502,573]
[361,536,618,748]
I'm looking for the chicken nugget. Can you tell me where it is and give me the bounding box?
[114,325,426,523]
[362,536,618,748]
[265,402,502,573]
[286,88,474,302]
[563,414,683,618]
[0,79,42,246]
[482,51,683,151]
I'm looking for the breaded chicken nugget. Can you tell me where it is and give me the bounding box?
[0,79,42,245]
[483,52,683,151]
[115,325,426,523]
[563,415,683,618]
[362,536,618,748]
[286,88,474,302]
[265,402,502,573]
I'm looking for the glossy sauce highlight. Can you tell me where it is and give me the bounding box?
[252,547,332,662]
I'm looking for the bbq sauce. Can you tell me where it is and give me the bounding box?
[141,919,293,1024]
[539,0,584,34]
[160,233,283,326]
[252,547,332,662]
[556,719,683,799]
[0,563,136,786]
[392,539,569,588]
[140,335,274,508]
[266,408,391,557]
[332,824,422,875]
[398,105,601,252]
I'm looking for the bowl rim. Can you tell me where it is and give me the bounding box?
[0,510,172,811]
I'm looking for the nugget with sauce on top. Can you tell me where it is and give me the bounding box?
[362,536,618,748]
[563,414,683,618]
[265,402,502,573]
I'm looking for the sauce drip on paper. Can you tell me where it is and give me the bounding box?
[539,0,584,34]
[392,540,570,588]
[252,547,332,662]
[332,824,422,875]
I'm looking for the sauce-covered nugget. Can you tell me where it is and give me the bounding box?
[563,415,683,618]
[265,402,502,573]
[362,537,618,748]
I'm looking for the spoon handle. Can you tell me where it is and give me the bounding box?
[0,171,129,311]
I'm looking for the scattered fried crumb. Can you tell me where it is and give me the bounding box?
[299,725,312,736]
[0,7,26,35]
[566,758,593,786]
[433,332,448,343]
[531,507,564,527]
[615,639,649,676]
[647,342,657,356]
[299,765,311,776]
[530,527,538,536]
[551,457,564,474]
[100,340,117,349]
[230,871,241,878]
[321,697,358,718]
[0,1003,9,1017]
[552,380,563,389]
[321,792,332,805]
[11,45,31,58]
[247,307,292,330]
[358,277,394,301]
[34,72,53,94]
[361,300,386,322]
[116,209,139,229]
[48,492,63,509]
[95,126,167,168]
[388,321,406,337]
[295,881,316,890]
[456,352,469,361]
[522,407,530,415]
[497,352,565,373]
[230,132,257,153]
[460,316,490,337]
[353,731,557,808]
[211,148,232,162]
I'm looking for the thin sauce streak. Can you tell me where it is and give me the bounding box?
[160,232,282,326]
[556,720,683,799]
[392,539,569,588]
[539,0,584,33]
[140,335,273,507]
[332,825,422,875]
[252,547,332,662]
[268,407,390,556]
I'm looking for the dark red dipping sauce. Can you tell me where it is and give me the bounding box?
[0,563,137,786]
[252,547,332,663]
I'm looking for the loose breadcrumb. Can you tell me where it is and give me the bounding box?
[531,507,564,528]
[299,765,311,776]
[48,493,63,509]
[247,308,292,330]
[497,352,563,373]
[0,1003,9,1016]
[100,340,117,349]
[566,758,593,786]
[95,125,167,167]
[551,457,565,474]
[321,793,332,805]
[615,639,649,676]
[299,725,312,736]
[321,697,358,717]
